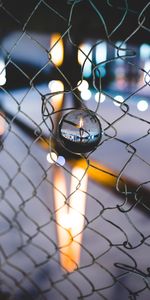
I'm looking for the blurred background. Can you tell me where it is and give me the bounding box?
[0,0,150,299]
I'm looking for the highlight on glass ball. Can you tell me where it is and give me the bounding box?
[58,109,102,153]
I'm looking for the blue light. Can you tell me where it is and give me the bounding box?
[140,44,150,60]
[96,65,106,78]
[78,43,92,78]
[57,156,66,166]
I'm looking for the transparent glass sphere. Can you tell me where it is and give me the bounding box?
[58,109,102,153]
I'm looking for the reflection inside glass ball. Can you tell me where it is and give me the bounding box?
[58,110,102,153]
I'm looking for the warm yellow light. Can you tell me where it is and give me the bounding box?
[48,80,64,103]
[0,113,6,135]
[50,33,64,67]
[79,118,83,128]
[78,43,92,77]
[68,167,88,268]
[48,80,64,93]
[53,166,88,272]
[53,166,74,272]
[59,214,73,230]
[47,152,57,164]
[78,43,91,65]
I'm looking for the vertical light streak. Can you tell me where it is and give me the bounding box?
[78,43,92,77]
[96,42,107,64]
[48,80,64,106]
[53,166,71,271]
[68,167,88,269]
[50,33,64,67]
[0,113,6,135]
[48,80,64,127]
[0,58,6,86]
[53,166,88,272]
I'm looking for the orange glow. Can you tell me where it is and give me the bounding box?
[69,167,88,268]
[78,43,91,65]
[79,118,83,128]
[50,33,64,67]
[0,113,6,135]
[53,166,88,272]
[53,166,71,271]
[69,159,117,188]
[48,80,64,110]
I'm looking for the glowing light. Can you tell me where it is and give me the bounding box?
[53,165,88,272]
[95,42,107,63]
[56,155,66,166]
[78,43,91,65]
[59,214,74,230]
[47,152,57,164]
[144,60,150,72]
[78,43,92,77]
[95,92,106,103]
[96,65,106,78]
[0,113,6,135]
[0,58,6,86]
[48,80,64,129]
[48,80,64,102]
[79,117,83,128]
[69,167,88,267]
[48,80,64,93]
[77,80,89,91]
[80,89,91,101]
[115,41,126,64]
[50,33,64,66]
[59,109,102,153]
[137,100,148,112]
[53,167,70,271]
[113,95,124,106]
[140,44,150,60]
[142,60,150,84]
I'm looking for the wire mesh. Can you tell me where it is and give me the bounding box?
[0,0,150,299]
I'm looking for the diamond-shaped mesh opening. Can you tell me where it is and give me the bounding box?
[0,1,150,299]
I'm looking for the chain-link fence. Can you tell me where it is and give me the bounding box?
[0,0,150,299]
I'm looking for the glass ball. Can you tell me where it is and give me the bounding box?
[58,109,102,153]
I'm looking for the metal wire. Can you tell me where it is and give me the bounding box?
[0,0,150,299]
